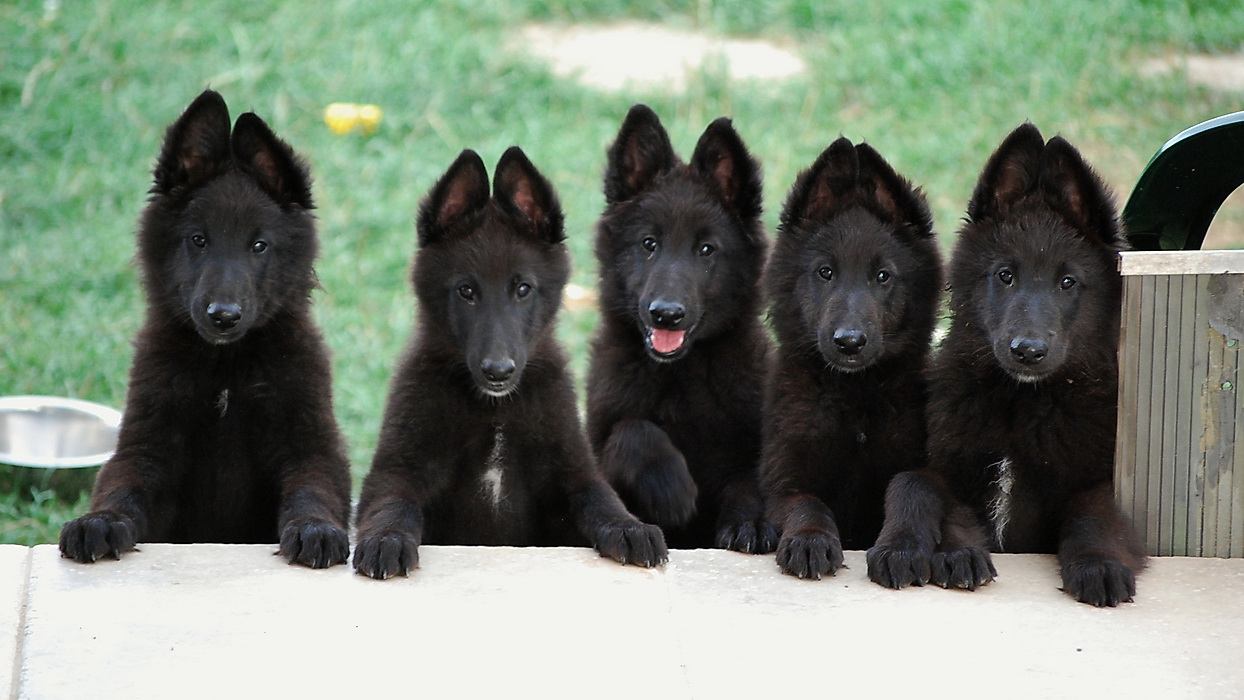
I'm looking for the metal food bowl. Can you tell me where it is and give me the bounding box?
[0,395,121,498]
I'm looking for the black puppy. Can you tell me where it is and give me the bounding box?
[59,89,352,568]
[587,105,776,552]
[353,147,667,579]
[762,138,941,579]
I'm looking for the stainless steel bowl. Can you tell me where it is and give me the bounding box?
[0,395,121,497]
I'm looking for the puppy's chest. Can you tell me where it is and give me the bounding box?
[170,353,276,420]
[178,382,276,467]
[462,424,538,513]
[816,381,909,447]
[203,380,277,421]
[985,457,1046,552]
[987,457,1017,547]
[648,364,754,426]
[478,425,509,510]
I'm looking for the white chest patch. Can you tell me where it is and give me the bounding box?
[988,457,1015,550]
[480,426,506,508]
[215,389,230,418]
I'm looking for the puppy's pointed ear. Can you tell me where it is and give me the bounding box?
[603,104,677,204]
[1039,137,1123,249]
[231,112,314,209]
[855,143,934,238]
[152,89,232,197]
[966,122,1046,222]
[494,147,565,245]
[780,137,857,230]
[417,149,490,246]
[690,117,763,220]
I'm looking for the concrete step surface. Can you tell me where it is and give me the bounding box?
[5,544,1243,699]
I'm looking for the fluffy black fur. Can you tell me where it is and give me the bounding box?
[58,89,352,568]
[761,138,942,579]
[587,104,776,552]
[866,123,1146,606]
[353,147,667,579]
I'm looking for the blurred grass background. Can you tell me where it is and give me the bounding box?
[3,0,1243,543]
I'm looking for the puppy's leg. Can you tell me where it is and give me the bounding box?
[715,478,778,555]
[868,469,995,590]
[599,419,697,528]
[1059,481,1145,607]
[770,492,843,579]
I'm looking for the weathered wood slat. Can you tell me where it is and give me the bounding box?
[1204,331,1224,556]
[1188,276,1211,556]
[1116,269,1142,541]
[1174,274,1197,555]
[1140,274,1162,552]
[1229,335,1242,558]
[1154,277,1174,557]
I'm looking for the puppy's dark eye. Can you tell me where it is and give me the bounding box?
[252,240,268,254]
[699,243,715,256]
[876,270,891,284]
[642,237,658,253]
[457,284,475,301]
[516,282,533,299]
[1060,276,1077,290]
[818,266,833,281]
[997,268,1014,285]
[191,234,207,248]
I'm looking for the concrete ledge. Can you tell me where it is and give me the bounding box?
[9,544,1244,698]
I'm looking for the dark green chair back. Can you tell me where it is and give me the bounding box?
[1123,111,1244,251]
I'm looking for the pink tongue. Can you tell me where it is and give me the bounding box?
[651,329,686,354]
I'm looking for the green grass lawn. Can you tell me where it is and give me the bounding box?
[2,0,1242,544]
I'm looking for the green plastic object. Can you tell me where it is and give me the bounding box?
[1122,112,1244,251]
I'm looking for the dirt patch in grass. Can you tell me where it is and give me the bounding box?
[1140,51,1244,92]
[1204,190,1244,250]
[520,22,805,92]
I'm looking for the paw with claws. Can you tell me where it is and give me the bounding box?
[279,517,349,569]
[1062,555,1136,607]
[716,517,779,555]
[353,530,420,580]
[59,511,138,564]
[867,539,934,589]
[594,520,668,567]
[777,529,844,579]
[930,546,996,590]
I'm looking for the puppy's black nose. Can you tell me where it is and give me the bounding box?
[833,329,867,356]
[207,302,242,330]
[648,300,686,329]
[481,358,517,382]
[1009,337,1048,365]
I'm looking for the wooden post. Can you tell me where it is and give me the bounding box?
[1117,251,1244,556]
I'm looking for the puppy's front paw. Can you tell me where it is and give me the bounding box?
[279,518,349,569]
[59,511,137,564]
[1062,555,1136,607]
[930,547,996,591]
[353,530,420,580]
[595,520,668,568]
[776,529,843,579]
[866,538,933,589]
[716,517,779,555]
